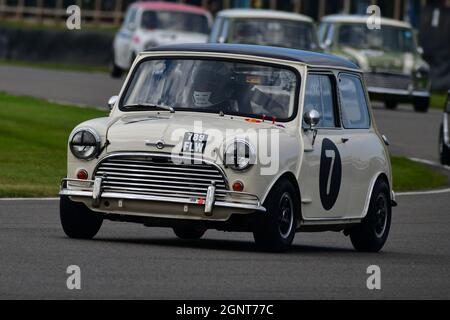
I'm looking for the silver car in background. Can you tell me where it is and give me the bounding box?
[209,9,320,51]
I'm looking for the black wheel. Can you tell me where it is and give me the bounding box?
[439,125,450,165]
[110,61,123,78]
[173,225,206,240]
[349,180,391,252]
[60,195,103,239]
[385,101,398,110]
[413,96,429,113]
[253,179,299,252]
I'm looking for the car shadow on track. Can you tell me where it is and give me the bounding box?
[79,236,357,255]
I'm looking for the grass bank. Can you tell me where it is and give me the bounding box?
[0,92,447,197]
[0,92,106,197]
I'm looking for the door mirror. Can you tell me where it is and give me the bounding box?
[108,95,119,110]
[417,46,424,55]
[303,109,321,129]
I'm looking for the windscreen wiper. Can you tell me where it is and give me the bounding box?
[123,103,175,113]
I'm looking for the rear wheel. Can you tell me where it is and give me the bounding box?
[385,101,398,110]
[60,196,103,239]
[413,96,429,113]
[110,61,123,78]
[253,179,299,252]
[173,225,206,240]
[349,180,391,252]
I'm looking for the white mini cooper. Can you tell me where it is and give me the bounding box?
[60,44,396,252]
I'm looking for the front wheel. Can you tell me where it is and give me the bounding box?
[60,196,103,239]
[253,179,299,252]
[173,225,205,240]
[349,180,391,252]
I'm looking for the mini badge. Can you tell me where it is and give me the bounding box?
[182,132,208,154]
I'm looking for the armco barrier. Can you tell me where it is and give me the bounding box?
[0,26,114,66]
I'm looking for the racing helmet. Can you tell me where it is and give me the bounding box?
[191,63,233,109]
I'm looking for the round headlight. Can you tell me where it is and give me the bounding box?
[69,128,101,160]
[224,140,255,171]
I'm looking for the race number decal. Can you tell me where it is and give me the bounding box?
[182,132,208,154]
[319,138,342,210]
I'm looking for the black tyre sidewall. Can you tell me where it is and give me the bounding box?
[413,97,429,113]
[173,225,206,240]
[350,180,391,252]
[253,179,299,252]
[60,195,103,239]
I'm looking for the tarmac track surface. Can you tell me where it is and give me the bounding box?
[0,65,449,299]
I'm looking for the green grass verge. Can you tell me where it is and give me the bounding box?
[0,59,109,74]
[0,92,447,197]
[0,18,119,33]
[391,156,447,192]
[0,92,106,197]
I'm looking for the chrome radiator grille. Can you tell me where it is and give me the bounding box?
[94,154,228,199]
[364,72,412,90]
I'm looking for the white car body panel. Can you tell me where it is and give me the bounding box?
[64,49,392,227]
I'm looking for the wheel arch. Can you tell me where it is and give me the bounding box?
[362,171,392,219]
[262,171,303,226]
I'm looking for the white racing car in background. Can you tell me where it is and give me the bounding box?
[111,1,212,77]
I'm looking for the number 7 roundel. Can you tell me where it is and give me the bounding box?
[319,138,342,210]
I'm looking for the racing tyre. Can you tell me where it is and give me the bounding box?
[60,195,103,239]
[439,125,450,165]
[385,101,398,110]
[173,225,206,240]
[253,179,299,252]
[349,180,391,252]
[413,97,429,113]
[110,61,123,78]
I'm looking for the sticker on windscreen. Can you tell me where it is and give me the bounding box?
[182,132,208,154]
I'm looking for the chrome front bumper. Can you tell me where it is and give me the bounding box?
[59,178,266,215]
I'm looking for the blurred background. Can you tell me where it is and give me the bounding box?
[0,0,449,94]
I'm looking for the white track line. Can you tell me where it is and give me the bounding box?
[394,158,450,195]
[397,188,450,196]
[1,158,449,200]
[408,157,450,171]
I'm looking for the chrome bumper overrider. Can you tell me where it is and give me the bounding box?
[59,178,266,214]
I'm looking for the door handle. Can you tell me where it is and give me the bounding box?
[341,137,350,143]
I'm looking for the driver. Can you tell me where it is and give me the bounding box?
[191,63,236,112]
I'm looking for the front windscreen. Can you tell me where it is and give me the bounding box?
[121,59,299,121]
[141,10,209,34]
[230,18,318,50]
[337,24,416,52]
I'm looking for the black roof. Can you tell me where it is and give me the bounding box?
[147,43,359,70]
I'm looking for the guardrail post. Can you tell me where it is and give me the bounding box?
[16,0,24,19]
[114,0,123,26]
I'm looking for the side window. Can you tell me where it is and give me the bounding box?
[338,74,370,129]
[303,74,338,128]
[125,8,138,30]
[209,17,223,42]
